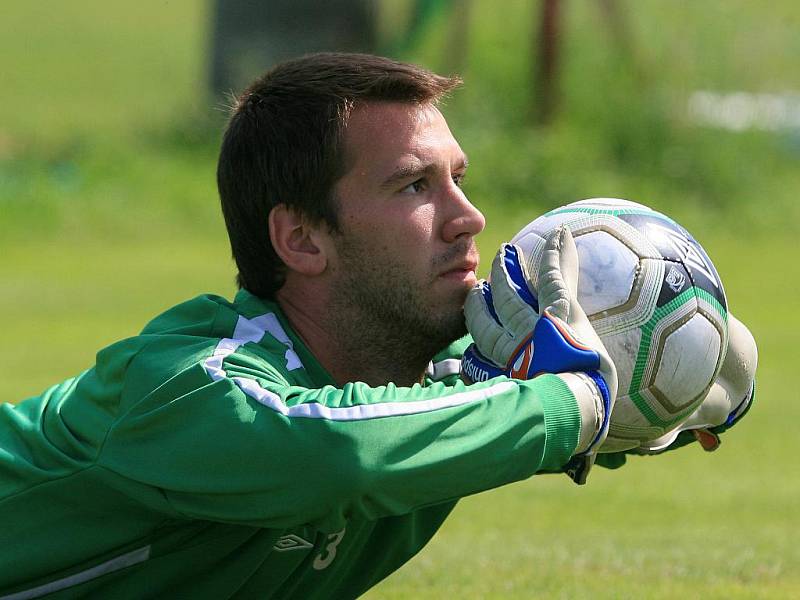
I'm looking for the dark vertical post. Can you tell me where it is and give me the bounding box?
[597,0,642,81]
[209,0,377,100]
[532,0,562,125]
[442,0,471,75]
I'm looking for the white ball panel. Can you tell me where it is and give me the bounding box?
[574,231,639,316]
[598,328,642,397]
[652,313,723,410]
[605,393,660,452]
[608,389,673,439]
[563,214,661,260]
[641,298,698,390]
[590,257,663,336]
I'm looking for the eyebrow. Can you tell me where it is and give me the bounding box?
[380,155,470,190]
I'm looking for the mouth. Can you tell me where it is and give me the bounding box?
[438,258,479,284]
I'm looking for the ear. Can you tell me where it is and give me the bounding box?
[268,204,330,276]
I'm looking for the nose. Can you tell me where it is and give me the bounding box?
[441,186,486,243]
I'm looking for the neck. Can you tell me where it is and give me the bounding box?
[276,285,429,387]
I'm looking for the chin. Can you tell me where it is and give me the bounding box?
[429,310,468,347]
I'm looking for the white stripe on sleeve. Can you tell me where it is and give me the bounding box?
[204,315,517,422]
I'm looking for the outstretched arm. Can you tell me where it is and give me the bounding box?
[98,347,585,533]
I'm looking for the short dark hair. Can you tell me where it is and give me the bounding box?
[217,52,461,299]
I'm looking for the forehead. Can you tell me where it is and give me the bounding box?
[340,102,462,176]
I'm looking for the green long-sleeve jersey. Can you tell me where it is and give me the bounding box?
[0,290,583,599]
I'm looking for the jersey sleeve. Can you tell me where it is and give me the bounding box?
[99,344,582,533]
[425,334,472,385]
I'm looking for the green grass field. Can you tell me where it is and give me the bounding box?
[1,1,798,597]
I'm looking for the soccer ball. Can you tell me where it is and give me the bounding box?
[511,198,728,452]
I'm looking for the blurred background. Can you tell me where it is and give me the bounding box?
[1,1,797,597]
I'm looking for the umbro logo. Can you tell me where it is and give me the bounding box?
[665,267,686,293]
[273,534,313,552]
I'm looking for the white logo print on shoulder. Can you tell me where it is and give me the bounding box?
[232,313,303,371]
[206,313,517,420]
[204,313,303,386]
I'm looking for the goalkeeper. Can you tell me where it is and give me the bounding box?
[0,53,755,599]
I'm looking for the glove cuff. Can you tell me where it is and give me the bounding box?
[583,370,612,453]
[461,344,509,383]
[554,371,610,485]
[725,380,755,426]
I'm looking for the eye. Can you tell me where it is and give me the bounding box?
[400,179,426,194]
[452,173,466,187]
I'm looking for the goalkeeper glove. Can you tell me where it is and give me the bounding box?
[462,227,618,484]
[637,313,757,454]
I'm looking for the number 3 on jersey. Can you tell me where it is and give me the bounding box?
[313,527,346,570]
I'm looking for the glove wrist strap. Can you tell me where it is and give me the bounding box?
[461,345,509,383]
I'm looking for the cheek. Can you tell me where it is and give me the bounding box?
[380,206,435,242]
[341,203,436,260]
[401,205,436,243]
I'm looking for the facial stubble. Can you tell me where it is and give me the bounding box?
[329,236,470,383]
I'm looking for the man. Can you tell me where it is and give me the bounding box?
[0,53,754,598]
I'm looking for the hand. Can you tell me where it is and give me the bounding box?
[462,227,618,483]
[637,313,757,453]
